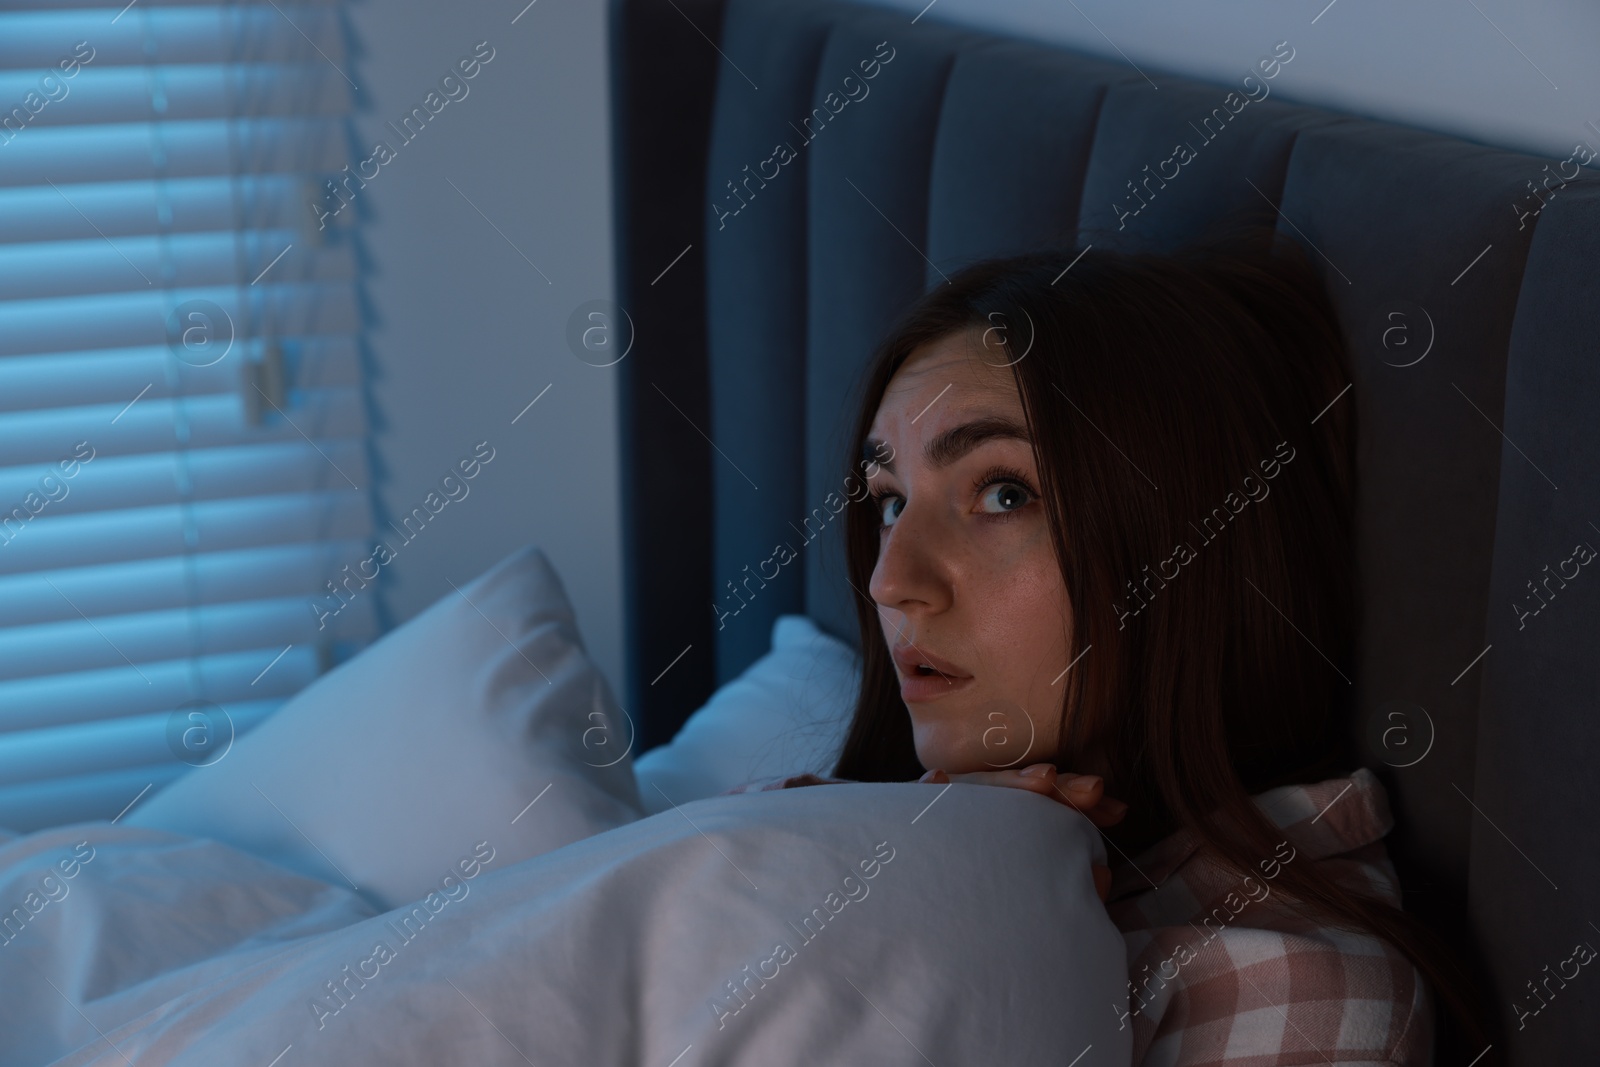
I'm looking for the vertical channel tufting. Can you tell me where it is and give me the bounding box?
[800,9,981,647]
[704,0,843,686]
[1274,122,1550,1061]
[1469,179,1600,1061]
[924,41,1139,280]
[1074,68,1347,254]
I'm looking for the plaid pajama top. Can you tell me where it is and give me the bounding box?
[1103,766,1432,1066]
[722,766,1432,1066]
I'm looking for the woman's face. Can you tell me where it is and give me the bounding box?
[865,327,1076,774]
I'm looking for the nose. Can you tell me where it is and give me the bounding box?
[869,498,954,618]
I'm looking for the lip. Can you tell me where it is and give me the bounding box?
[891,643,974,703]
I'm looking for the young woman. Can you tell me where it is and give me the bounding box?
[730,229,1499,1065]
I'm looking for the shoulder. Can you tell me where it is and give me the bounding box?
[1123,922,1432,1066]
[1111,769,1431,1065]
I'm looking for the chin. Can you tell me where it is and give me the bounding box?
[909,697,1047,773]
[910,729,983,775]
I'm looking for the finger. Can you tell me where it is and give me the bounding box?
[1096,796,1129,820]
[1051,777,1132,827]
[941,765,1053,788]
[1049,773,1103,812]
[951,766,1118,811]
[1079,799,1129,828]
[935,767,1129,821]
[1061,773,1103,801]
[950,764,1063,798]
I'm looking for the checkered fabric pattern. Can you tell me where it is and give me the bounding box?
[1104,766,1432,1066]
[721,766,1432,1066]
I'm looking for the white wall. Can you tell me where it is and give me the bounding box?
[867,0,1599,160]
[345,0,625,694]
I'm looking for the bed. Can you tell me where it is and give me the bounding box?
[610,0,1600,1062]
[3,1,1596,1063]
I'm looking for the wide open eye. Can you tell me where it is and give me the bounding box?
[973,464,1037,517]
[979,482,1031,514]
[873,491,904,528]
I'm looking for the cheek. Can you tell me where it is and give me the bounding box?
[908,537,1068,771]
[974,543,1071,740]
[969,536,1071,675]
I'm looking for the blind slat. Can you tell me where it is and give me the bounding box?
[0,698,281,788]
[0,65,352,129]
[0,440,373,521]
[0,386,367,465]
[0,597,376,684]
[0,338,361,411]
[0,647,321,736]
[0,176,319,246]
[0,118,347,188]
[0,282,361,358]
[0,761,189,834]
[0,231,354,303]
[0,489,375,576]
[0,541,372,629]
[0,5,347,71]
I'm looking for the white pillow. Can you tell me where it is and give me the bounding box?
[632,615,860,813]
[128,545,642,910]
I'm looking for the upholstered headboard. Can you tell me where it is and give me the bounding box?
[610,0,1600,1058]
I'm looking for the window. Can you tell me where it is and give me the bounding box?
[0,2,374,831]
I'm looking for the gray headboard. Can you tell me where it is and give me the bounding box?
[610,0,1600,1059]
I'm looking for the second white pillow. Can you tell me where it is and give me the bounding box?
[632,615,860,813]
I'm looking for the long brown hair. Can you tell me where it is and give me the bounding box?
[830,227,1498,1061]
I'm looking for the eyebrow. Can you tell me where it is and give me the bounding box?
[863,415,1032,475]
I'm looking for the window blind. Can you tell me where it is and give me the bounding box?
[0,1,376,832]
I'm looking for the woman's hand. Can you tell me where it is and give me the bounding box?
[917,763,1127,902]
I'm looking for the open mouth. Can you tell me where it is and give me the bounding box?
[890,643,972,687]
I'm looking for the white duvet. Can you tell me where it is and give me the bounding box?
[0,782,1132,1067]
